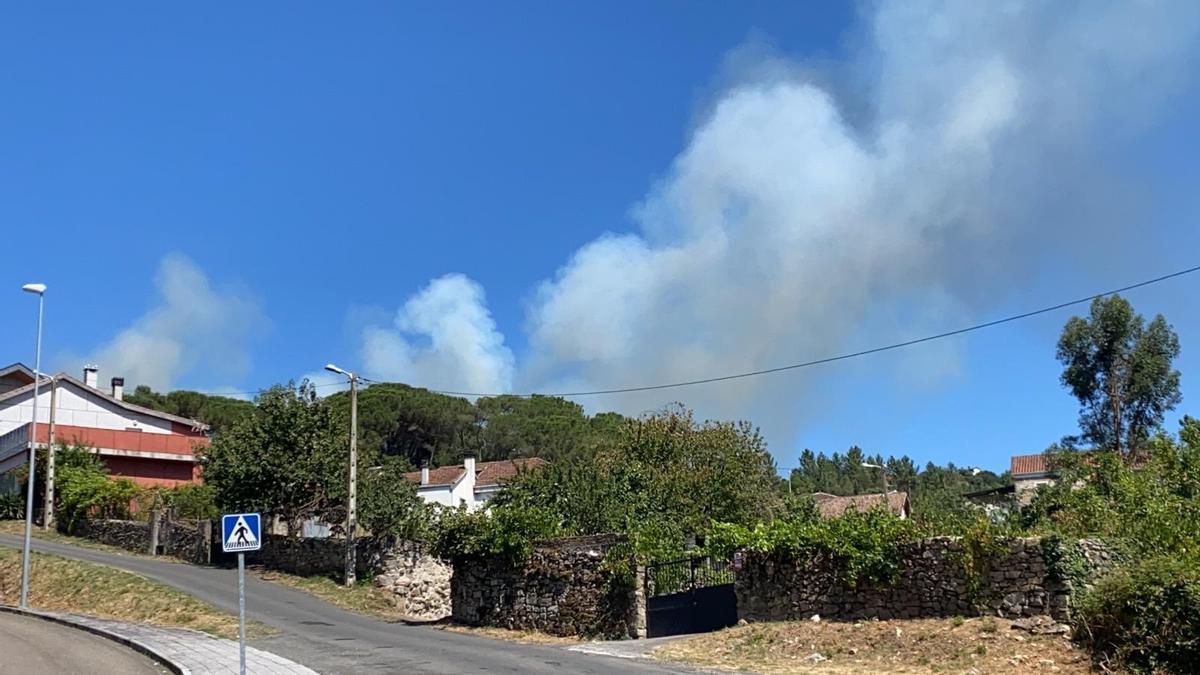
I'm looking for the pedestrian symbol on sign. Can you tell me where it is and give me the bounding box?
[221,513,262,553]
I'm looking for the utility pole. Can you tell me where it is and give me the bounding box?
[324,363,359,587]
[43,376,57,530]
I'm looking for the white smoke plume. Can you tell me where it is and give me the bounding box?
[374,1,1200,446]
[363,274,514,395]
[88,254,267,391]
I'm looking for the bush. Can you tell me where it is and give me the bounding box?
[1074,554,1200,673]
[139,484,220,521]
[706,507,919,587]
[0,492,23,520]
[55,444,142,529]
[430,504,561,562]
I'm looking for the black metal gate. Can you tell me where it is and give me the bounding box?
[645,557,737,637]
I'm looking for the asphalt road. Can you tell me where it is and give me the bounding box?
[0,534,694,674]
[0,610,167,674]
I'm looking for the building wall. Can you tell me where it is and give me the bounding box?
[0,383,178,437]
[102,455,198,488]
[416,473,481,510]
[1014,476,1056,504]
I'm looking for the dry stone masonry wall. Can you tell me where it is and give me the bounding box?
[373,541,453,621]
[737,536,1114,624]
[451,534,637,638]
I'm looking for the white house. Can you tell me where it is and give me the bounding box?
[403,455,547,511]
[0,363,208,491]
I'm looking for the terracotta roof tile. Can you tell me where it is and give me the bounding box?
[404,457,547,488]
[1011,454,1049,476]
[476,457,548,487]
[812,492,909,519]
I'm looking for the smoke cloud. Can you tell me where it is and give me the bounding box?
[363,274,514,395]
[370,1,1200,447]
[88,254,267,391]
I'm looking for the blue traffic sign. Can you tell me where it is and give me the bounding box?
[221,513,262,553]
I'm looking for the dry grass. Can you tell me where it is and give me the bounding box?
[654,616,1099,674]
[253,569,418,622]
[439,624,582,645]
[0,546,269,640]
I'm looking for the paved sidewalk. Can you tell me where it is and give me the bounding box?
[30,610,317,675]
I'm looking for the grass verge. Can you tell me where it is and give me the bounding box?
[0,546,269,640]
[253,569,416,622]
[439,624,581,644]
[653,617,1095,674]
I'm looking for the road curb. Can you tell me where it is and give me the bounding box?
[0,605,189,675]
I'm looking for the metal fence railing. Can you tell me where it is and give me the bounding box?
[645,556,735,597]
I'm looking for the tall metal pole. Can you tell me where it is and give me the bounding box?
[344,373,358,587]
[238,552,246,675]
[19,291,45,609]
[43,377,57,530]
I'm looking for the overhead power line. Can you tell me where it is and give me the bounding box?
[202,263,1198,400]
[427,263,1200,398]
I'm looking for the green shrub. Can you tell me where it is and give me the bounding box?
[705,507,919,587]
[0,492,23,520]
[1074,554,1200,674]
[430,504,561,562]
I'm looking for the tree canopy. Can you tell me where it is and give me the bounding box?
[323,383,625,469]
[124,385,255,433]
[1056,294,1182,459]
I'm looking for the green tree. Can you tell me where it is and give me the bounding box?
[1056,294,1182,459]
[357,455,433,541]
[124,385,255,434]
[493,404,778,559]
[199,382,346,534]
[326,383,479,469]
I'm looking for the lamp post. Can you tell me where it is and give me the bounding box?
[861,461,889,510]
[324,363,358,587]
[19,283,46,609]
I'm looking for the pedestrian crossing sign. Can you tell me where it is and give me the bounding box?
[222,513,262,553]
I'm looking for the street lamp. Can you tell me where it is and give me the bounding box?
[861,462,890,505]
[324,363,359,587]
[19,283,46,609]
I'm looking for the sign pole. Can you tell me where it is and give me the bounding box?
[223,513,258,675]
[238,552,246,675]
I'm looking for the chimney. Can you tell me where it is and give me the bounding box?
[111,377,124,401]
[462,452,477,507]
[83,365,99,389]
[420,458,430,486]
[463,451,476,479]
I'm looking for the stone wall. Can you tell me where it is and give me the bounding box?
[159,518,211,565]
[373,541,453,621]
[215,533,454,621]
[737,536,1114,624]
[72,518,152,553]
[451,534,637,638]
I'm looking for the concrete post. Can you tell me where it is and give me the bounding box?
[148,511,161,556]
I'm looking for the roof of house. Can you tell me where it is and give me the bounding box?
[0,370,209,432]
[811,491,909,519]
[0,363,37,383]
[1011,454,1050,476]
[404,457,548,489]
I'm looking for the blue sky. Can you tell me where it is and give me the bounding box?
[2,2,1198,474]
